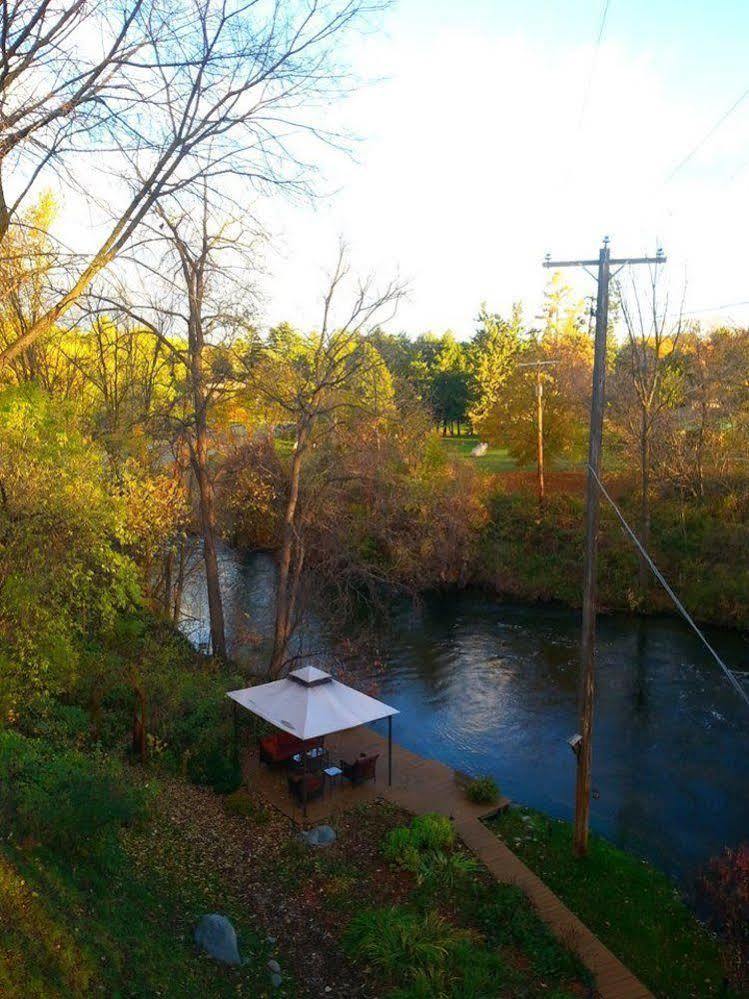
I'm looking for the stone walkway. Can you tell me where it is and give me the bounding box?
[246,725,653,999]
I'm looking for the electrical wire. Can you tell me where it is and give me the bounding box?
[682,300,749,317]
[665,86,749,184]
[578,0,613,129]
[588,464,749,710]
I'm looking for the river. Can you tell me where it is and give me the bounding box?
[180,542,749,893]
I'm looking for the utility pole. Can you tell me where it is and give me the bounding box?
[536,367,544,506]
[518,357,558,510]
[543,238,666,857]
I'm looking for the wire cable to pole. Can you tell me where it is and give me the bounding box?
[589,464,749,710]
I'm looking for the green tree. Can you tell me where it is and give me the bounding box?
[469,303,525,433]
[0,386,140,717]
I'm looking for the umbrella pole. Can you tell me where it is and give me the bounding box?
[388,716,392,787]
[232,702,238,769]
[303,748,308,818]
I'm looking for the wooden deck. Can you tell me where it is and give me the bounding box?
[244,725,653,999]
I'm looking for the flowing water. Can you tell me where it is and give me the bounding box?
[180,542,749,892]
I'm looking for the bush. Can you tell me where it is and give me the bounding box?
[410,813,455,851]
[382,814,455,873]
[418,850,481,891]
[344,906,510,997]
[698,844,749,991]
[224,788,269,823]
[187,743,241,794]
[0,731,148,860]
[344,906,470,979]
[465,776,499,805]
[382,813,476,890]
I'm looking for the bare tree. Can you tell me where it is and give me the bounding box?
[256,243,405,677]
[612,269,685,589]
[86,186,262,659]
[0,0,385,369]
[0,0,145,241]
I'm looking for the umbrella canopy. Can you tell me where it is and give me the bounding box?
[227,665,398,741]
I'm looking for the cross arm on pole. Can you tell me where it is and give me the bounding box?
[544,255,666,270]
[543,259,600,268]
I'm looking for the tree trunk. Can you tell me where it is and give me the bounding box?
[172,535,186,625]
[189,315,227,660]
[131,677,147,763]
[269,432,305,677]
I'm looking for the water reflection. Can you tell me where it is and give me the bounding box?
[180,543,749,892]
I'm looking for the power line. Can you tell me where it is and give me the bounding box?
[589,464,749,711]
[578,0,613,129]
[683,299,749,317]
[665,86,749,184]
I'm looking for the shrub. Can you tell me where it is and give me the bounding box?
[224,789,269,823]
[17,701,90,749]
[344,907,470,979]
[410,813,455,851]
[0,731,148,860]
[345,907,511,997]
[382,814,474,889]
[698,844,749,991]
[418,850,481,890]
[465,776,499,805]
[187,743,241,794]
[382,825,421,871]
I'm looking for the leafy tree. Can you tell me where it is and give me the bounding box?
[429,332,473,434]
[469,303,525,433]
[0,386,139,717]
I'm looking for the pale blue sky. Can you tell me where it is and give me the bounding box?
[260,1,749,333]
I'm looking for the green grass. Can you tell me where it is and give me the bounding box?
[342,811,591,997]
[439,434,518,473]
[487,806,733,999]
[0,785,280,998]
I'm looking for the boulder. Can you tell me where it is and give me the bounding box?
[194,913,242,965]
[301,824,336,847]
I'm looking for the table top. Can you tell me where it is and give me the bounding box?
[292,747,325,762]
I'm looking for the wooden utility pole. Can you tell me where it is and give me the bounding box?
[536,368,544,506]
[518,358,558,510]
[543,238,666,856]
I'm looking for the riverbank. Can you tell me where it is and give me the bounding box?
[475,488,749,631]
[486,806,738,998]
[1,731,594,997]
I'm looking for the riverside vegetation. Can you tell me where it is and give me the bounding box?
[3,5,749,988]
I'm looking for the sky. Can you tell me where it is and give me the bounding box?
[259,0,749,338]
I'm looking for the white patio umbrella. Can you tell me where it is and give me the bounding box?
[227,666,399,805]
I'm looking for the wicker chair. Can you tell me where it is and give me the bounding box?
[339,753,379,787]
[287,771,325,804]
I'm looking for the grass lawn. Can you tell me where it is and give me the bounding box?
[487,806,734,999]
[1,767,593,998]
[0,783,277,998]
[440,434,518,473]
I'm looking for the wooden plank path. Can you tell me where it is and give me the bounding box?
[245,725,653,999]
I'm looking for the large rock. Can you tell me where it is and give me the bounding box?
[301,824,336,847]
[194,913,242,965]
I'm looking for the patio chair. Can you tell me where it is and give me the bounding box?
[339,753,379,787]
[259,731,321,766]
[287,771,325,804]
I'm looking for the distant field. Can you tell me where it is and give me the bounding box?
[439,435,518,474]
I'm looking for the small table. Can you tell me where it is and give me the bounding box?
[291,747,328,773]
[323,765,342,795]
